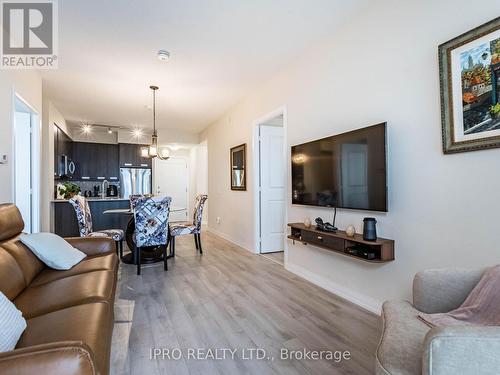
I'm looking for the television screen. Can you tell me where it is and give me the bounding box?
[291,123,387,212]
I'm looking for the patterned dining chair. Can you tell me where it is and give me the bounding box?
[133,195,171,275]
[69,195,124,256]
[169,194,208,256]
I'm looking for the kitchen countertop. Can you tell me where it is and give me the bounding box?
[52,197,130,203]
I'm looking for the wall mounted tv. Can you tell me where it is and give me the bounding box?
[291,123,387,212]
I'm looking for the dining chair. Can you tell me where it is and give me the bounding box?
[133,195,171,275]
[169,194,208,256]
[69,195,124,256]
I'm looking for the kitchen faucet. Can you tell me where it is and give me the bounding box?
[101,179,109,198]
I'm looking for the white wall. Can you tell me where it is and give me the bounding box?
[0,70,42,205]
[41,100,70,231]
[201,0,500,312]
[189,141,208,223]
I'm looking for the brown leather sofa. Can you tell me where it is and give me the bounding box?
[0,204,118,375]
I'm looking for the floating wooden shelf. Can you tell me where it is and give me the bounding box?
[287,223,394,263]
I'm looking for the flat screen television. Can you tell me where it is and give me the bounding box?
[291,123,387,212]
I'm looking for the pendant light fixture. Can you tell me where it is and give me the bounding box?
[141,85,170,160]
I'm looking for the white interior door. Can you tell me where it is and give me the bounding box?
[14,112,32,233]
[259,125,285,253]
[155,158,189,222]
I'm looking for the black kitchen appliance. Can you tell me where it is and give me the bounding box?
[107,184,118,197]
[58,154,76,178]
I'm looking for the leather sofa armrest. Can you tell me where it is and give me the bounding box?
[412,268,485,313]
[0,341,97,375]
[65,237,115,256]
[423,326,500,375]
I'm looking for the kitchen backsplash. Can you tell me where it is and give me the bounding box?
[55,180,120,198]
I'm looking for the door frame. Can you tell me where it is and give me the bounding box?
[252,106,288,263]
[12,91,41,233]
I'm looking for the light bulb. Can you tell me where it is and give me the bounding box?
[160,148,170,158]
[148,145,157,157]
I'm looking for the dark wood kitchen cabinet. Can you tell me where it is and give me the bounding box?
[119,143,151,168]
[106,144,119,182]
[73,142,119,181]
[53,124,73,178]
[53,200,130,237]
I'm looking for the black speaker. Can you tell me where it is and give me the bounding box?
[363,218,377,241]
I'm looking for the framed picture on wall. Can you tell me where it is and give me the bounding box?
[439,17,500,153]
[230,144,246,190]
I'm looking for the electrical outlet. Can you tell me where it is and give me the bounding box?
[0,154,7,165]
[216,217,221,224]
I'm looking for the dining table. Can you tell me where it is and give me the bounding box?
[103,206,185,265]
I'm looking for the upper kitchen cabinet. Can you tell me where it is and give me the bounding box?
[119,143,151,168]
[53,124,73,179]
[106,144,119,181]
[73,142,119,180]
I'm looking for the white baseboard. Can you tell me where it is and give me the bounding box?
[285,263,382,315]
[206,227,256,254]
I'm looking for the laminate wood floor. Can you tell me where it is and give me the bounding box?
[111,232,381,375]
[261,251,285,265]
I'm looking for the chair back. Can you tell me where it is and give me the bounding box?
[133,195,172,247]
[69,195,93,236]
[193,194,208,231]
[129,194,144,210]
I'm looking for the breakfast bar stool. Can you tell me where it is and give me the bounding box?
[69,195,124,256]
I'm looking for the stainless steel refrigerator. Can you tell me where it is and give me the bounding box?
[120,168,152,198]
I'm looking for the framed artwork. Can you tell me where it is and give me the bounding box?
[439,17,500,153]
[230,144,246,190]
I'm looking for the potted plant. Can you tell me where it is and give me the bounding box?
[490,103,500,118]
[58,182,81,199]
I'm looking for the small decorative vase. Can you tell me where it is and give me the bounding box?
[304,218,311,228]
[345,225,356,237]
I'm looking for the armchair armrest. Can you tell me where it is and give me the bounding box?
[0,341,97,375]
[64,237,115,256]
[413,268,484,313]
[423,326,500,375]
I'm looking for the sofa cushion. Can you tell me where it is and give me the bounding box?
[0,204,24,242]
[14,270,115,319]
[0,247,26,300]
[1,236,44,286]
[30,253,118,287]
[376,301,430,375]
[16,302,113,375]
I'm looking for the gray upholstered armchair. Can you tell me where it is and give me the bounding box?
[376,268,500,375]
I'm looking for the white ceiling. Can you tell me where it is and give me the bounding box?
[42,0,366,134]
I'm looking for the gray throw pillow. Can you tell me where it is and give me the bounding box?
[20,232,86,270]
[0,292,26,352]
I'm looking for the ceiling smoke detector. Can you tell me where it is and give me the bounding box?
[157,50,170,61]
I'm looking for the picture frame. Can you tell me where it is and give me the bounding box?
[230,144,246,191]
[439,17,500,154]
